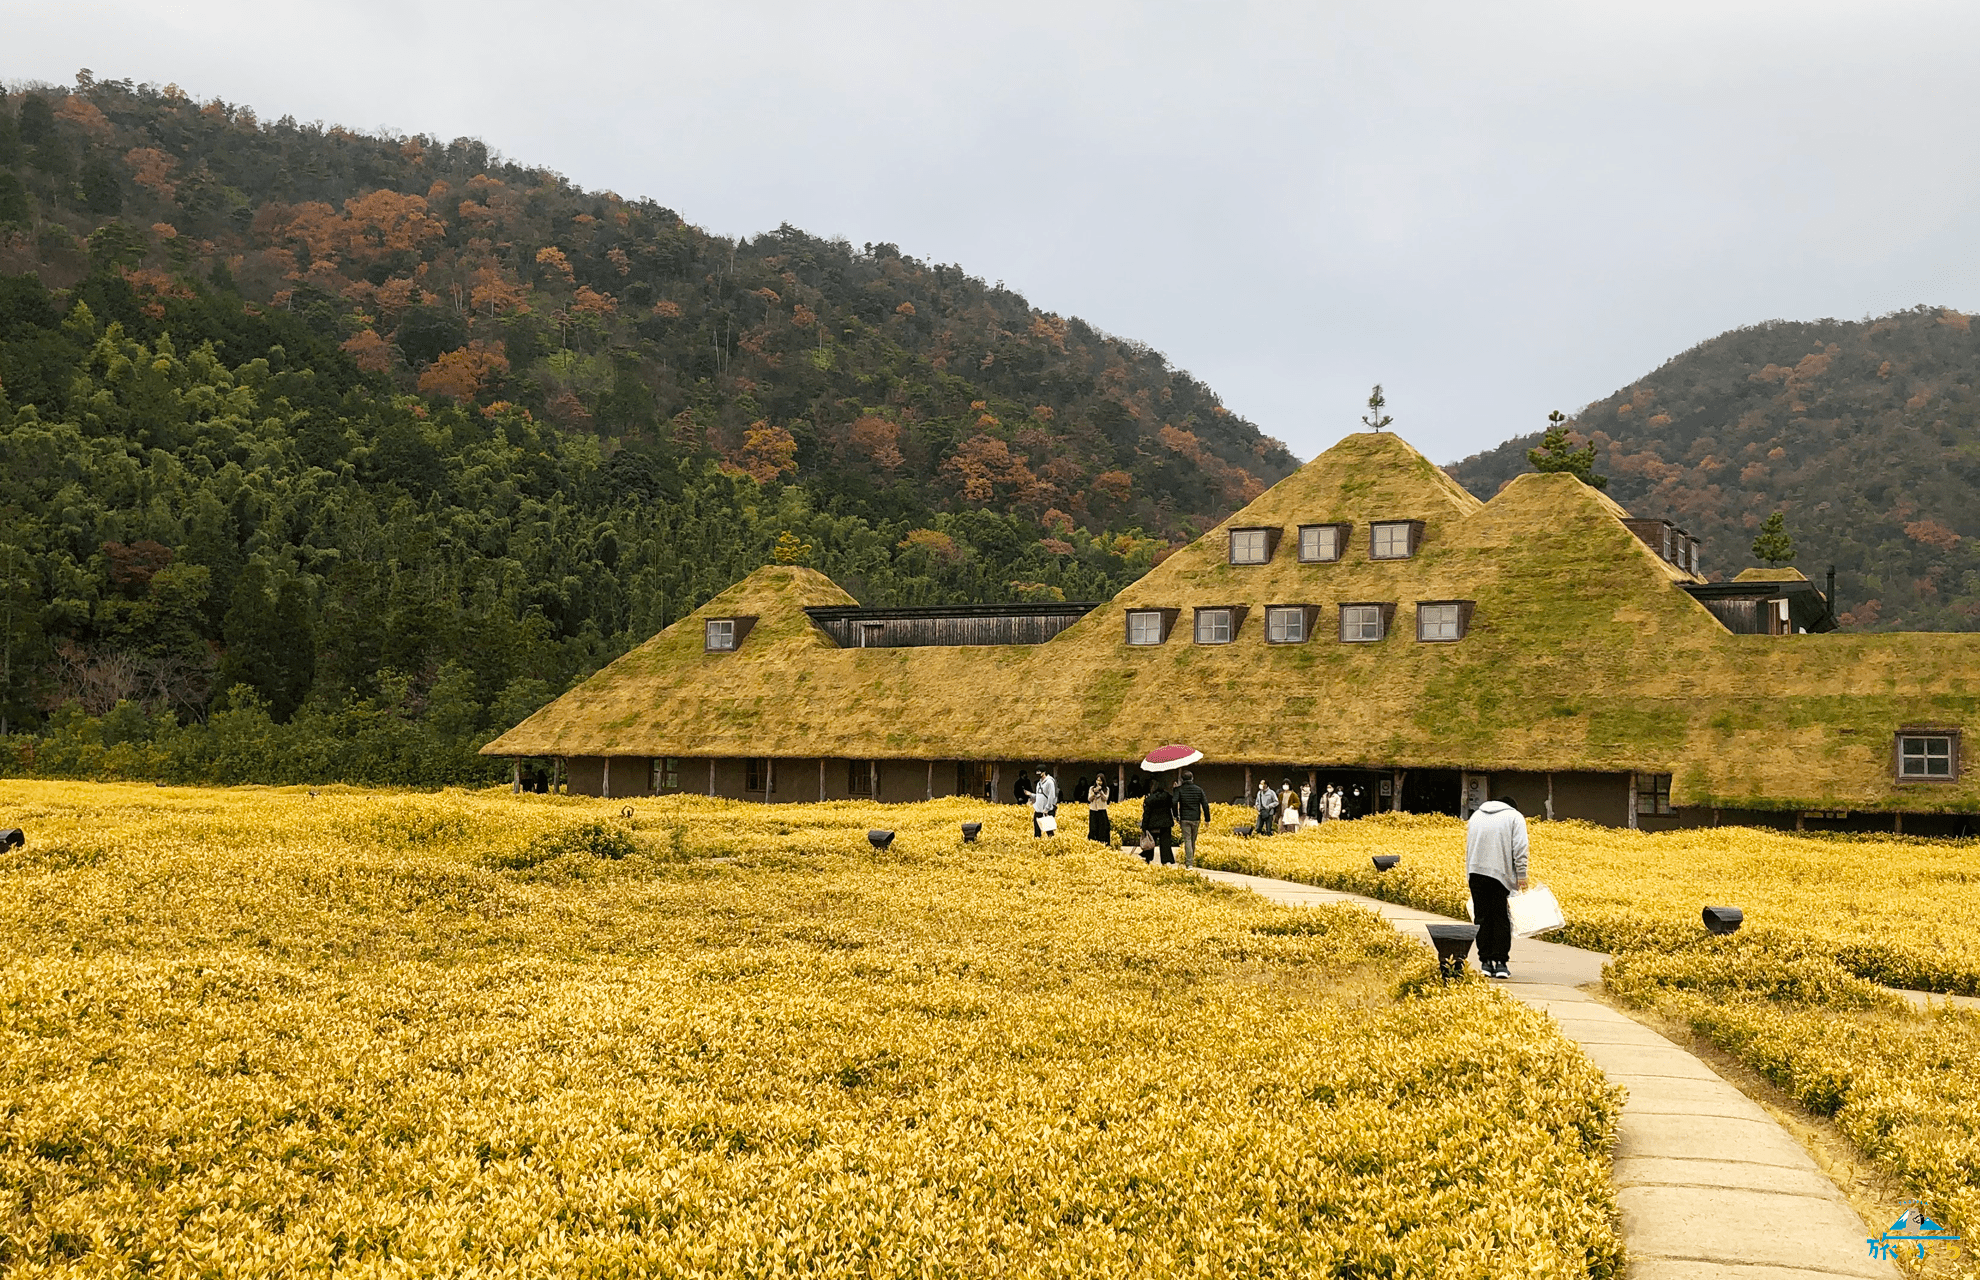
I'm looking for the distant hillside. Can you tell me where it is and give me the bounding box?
[0,75,1292,530]
[1448,307,1980,631]
[0,73,1292,771]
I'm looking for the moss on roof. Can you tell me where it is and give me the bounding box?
[487,433,1980,814]
[1733,567,1812,583]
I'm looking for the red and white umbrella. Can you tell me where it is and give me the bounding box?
[1139,743,1203,773]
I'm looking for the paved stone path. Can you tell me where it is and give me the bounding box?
[1194,867,1899,1280]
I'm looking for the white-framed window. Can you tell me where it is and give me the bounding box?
[1634,772,1673,815]
[1195,609,1233,644]
[1230,529,1272,564]
[1298,525,1342,563]
[1341,605,1385,642]
[1127,610,1166,645]
[654,757,681,790]
[1418,603,1464,642]
[1371,522,1415,560]
[1897,733,1957,781]
[1266,606,1306,643]
[705,619,736,650]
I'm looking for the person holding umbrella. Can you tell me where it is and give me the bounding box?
[1138,744,1203,866]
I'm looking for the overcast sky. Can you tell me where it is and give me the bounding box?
[12,1,1980,465]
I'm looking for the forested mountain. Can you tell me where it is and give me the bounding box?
[0,74,1293,778]
[1449,307,1980,631]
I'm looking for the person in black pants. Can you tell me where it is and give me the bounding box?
[1142,780,1178,866]
[1465,795,1530,979]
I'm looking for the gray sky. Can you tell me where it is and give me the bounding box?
[13,1,1980,464]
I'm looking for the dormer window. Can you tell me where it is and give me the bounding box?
[1228,527,1280,565]
[1298,524,1349,563]
[1265,605,1319,644]
[704,616,756,651]
[1370,521,1423,560]
[1416,601,1474,642]
[1896,731,1959,782]
[1340,603,1394,642]
[1125,608,1178,646]
[1194,606,1248,644]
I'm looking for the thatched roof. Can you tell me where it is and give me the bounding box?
[486,432,1980,813]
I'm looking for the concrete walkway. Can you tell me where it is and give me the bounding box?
[1195,867,1899,1280]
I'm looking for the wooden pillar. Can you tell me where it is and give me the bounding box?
[766,757,775,804]
[511,760,521,794]
[992,763,1001,803]
[1794,811,1804,832]
[708,757,716,797]
[1117,762,1126,800]
[869,760,878,802]
[819,758,826,802]
[1244,765,1252,799]
[603,757,612,800]
[1391,768,1405,813]
[1628,778,1640,830]
[1545,773,1555,822]
[926,761,934,801]
[1895,811,1904,835]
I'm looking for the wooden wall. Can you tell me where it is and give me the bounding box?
[812,613,1087,648]
[560,758,1637,827]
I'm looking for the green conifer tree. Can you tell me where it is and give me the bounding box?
[1752,511,1795,567]
[1526,411,1608,489]
[1361,385,1393,432]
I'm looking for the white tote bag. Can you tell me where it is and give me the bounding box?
[1036,814,1057,834]
[1508,884,1566,938]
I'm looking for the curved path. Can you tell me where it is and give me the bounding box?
[1194,867,1899,1280]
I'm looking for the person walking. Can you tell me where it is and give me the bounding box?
[1173,769,1210,868]
[1466,794,1530,980]
[1031,765,1058,837]
[1253,778,1278,837]
[1326,785,1343,822]
[1142,777,1177,866]
[1086,774,1112,843]
[1279,779,1299,835]
[1299,780,1314,823]
[1013,769,1033,806]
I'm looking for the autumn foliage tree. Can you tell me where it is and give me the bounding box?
[417,343,509,401]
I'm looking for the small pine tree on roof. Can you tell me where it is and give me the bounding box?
[1527,411,1608,490]
[1361,385,1393,432]
[1752,511,1794,566]
[772,531,812,565]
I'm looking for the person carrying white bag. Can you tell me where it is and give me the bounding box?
[1465,795,1531,980]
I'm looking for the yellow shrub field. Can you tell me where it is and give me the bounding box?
[1193,810,1980,1268]
[0,783,1624,1278]
[1189,809,1980,993]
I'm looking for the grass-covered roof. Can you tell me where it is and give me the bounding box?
[487,433,1980,813]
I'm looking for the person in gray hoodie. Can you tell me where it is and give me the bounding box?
[1465,795,1529,979]
[1030,765,1059,837]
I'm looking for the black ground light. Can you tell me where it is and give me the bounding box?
[0,828,21,852]
[1234,824,1254,838]
[1425,923,1479,981]
[1372,855,1400,871]
[960,822,982,843]
[867,830,896,851]
[1702,906,1743,935]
